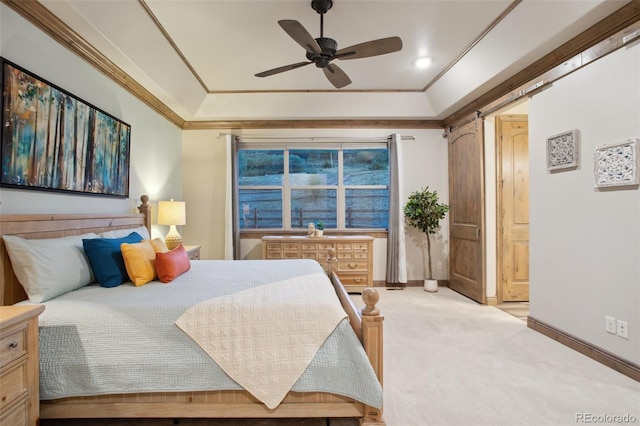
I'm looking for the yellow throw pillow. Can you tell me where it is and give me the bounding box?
[150,238,169,253]
[121,240,157,286]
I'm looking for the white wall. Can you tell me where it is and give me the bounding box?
[0,5,182,238]
[528,42,640,364]
[181,128,450,282]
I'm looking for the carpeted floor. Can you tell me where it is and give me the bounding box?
[364,287,639,426]
[39,287,639,426]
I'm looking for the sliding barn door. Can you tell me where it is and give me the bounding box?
[448,119,485,303]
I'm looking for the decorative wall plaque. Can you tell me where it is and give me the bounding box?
[547,129,579,171]
[593,139,639,188]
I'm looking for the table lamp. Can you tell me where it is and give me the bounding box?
[157,199,186,250]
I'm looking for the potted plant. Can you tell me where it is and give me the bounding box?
[403,187,451,292]
[315,220,325,237]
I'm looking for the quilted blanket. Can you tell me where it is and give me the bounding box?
[175,272,347,408]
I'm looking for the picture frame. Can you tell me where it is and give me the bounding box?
[1,58,130,197]
[546,129,579,171]
[593,138,639,188]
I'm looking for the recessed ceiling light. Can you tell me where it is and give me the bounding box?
[415,57,432,69]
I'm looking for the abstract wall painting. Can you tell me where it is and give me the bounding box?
[593,139,639,188]
[1,58,130,197]
[546,129,579,171]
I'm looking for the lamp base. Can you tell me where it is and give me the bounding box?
[165,225,183,250]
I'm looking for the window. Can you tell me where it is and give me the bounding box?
[238,145,389,230]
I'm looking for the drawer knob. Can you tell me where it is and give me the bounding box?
[8,341,19,349]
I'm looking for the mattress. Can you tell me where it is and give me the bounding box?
[18,259,382,408]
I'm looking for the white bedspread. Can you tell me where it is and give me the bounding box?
[176,272,346,408]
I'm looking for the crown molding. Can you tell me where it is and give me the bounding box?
[183,119,444,130]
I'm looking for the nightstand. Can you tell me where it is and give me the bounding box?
[0,305,45,426]
[184,245,201,260]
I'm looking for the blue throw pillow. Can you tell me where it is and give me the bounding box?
[83,232,144,288]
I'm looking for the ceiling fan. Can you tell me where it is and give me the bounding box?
[255,0,402,89]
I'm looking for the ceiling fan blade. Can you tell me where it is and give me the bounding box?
[323,64,352,89]
[255,61,313,78]
[335,36,403,60]
[278,20,321,55]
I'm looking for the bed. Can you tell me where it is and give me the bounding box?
[0,197,385,425]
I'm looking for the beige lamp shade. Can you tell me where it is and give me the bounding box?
[157,200,186,250]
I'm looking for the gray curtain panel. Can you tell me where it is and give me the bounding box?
[231,135,241,260]
[386,134,407,284]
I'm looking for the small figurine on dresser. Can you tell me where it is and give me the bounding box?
[307,222,316,237]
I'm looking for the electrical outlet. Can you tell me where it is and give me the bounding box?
[605,316,617,334]
[617,320,629,339]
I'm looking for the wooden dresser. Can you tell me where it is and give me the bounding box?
[261,235,374,293]
[0,305,45,426]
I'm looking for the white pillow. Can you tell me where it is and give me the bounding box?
[99,226,150,240]
[3,233,98,303]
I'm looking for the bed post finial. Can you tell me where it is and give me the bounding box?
[326,247,338,276]
[137,195,152,235]
[361,287,380,316]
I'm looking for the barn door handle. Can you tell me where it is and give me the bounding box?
[476,228,481,240]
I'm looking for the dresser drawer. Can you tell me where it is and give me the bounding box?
[338,260,368,272]
[0,395,28,426]
[338,274,368,286]
[353,243,369,251]
[265,252,283,259]
[0,327,26,368]
[336,243,352,250]
[0,361,28,411]
[265,243,283,251]
[283,252,299,259]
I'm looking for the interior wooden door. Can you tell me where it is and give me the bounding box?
[448,119,485,303]
[497,115,530,302]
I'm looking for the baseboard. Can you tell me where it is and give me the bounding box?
[486,296,498,306]
[375,280,449,287]
[528,317,640,382]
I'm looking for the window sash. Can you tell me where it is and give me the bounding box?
[238,146,388,230]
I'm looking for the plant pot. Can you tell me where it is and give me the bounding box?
[424,279,438,292]
[315,230,323,237]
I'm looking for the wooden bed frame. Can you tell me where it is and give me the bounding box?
[0,196,385,425]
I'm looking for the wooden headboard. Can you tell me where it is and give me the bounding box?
[1,196,151,306]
